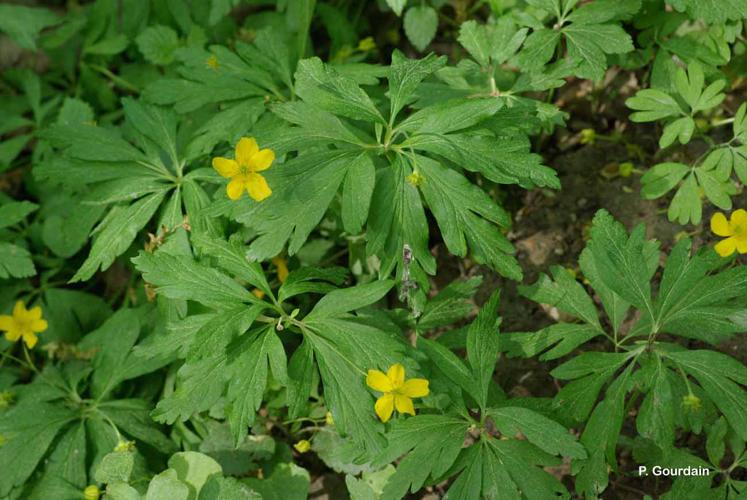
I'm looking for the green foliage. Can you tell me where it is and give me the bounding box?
[1,1,746,498]
[505,209,747,497]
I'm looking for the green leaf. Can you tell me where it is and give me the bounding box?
[656,239,747,343]
[226,328,286,444]
[85,34,129,55]
[667,173,701,224]
[503,323,602,361]
[0,242,36,279]
[136,25,180,65]
[399,98,502,135]
[0,403,76,496]
[487,407,587,458]
[403,7,438,52]
[641,162,689,199]
[0,4,59,50]
[95,451,136,484]
[191,233,271,296]
[367,156,434,278]
[668,350,747,440]
[466,291,501,409]
[706,417,727,466]
[660,117,695,148]
[408,132,559,189]
[387,51,446,125]
[230,150,356,261]
[665,0,747,25]
[418,338,479,403]
[133,251,257,308]
[514,28,561,71]
[244,463,310,500]
[376,415,468,499]
[200,476,261,500]
[341,153,376,235]
[627,89,683,122]
[295,58,384,124]
[146,469,190,500]
[563,23,633,81]
[99,400,175,453]
[304,317,405,455]
[695,166,736,210]
[519,265,600,328]
[307,280,394,319]
[417,276,481,331]
[152,355,228,423]
[635,358,675,450]
[0,201,38,229]
[385,0,407,16]
[416,155,520,280]
[72,190,167,282]
[586,209,656,320]
[169,452,223,493]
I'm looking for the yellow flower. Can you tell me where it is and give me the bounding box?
[212,137,275,202]
[711,209,747,257]
[357,36,376,52]
[252,288,266,299]
[682,394,701,411]
[293,439,311,453]
[206,54,219,69]
[0,301,48,349]
[272,256,289,283]
[366,363,429,423]
[325,411,334,426]
[83,485,101,500]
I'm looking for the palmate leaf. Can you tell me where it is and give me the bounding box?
[376,408,584,499]
[516,0,639,81]
[509,210,747,496]
[133,245,405,449]
[223,55,543,285]
[39,98,213,281]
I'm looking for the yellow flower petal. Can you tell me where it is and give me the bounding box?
[401,378,429,398]
[387,363,405,389]
[236,137,259,166]
[226,178,246,200]
[250,148,275,172]
[246,173,272,202]
[4,329,21,343]
[12,301,25,318]
[27,306,42,321]
[715,237,737,257]
[0,315,13,332]
[736,236,747,254]
[394,394,415,415]
[32,319,48,332]
[731,209,747,230]
[23,332,38,349]
[366,369,392,392]
[711,212,732,237]
[212,157,240,178]
[374,393,394,422]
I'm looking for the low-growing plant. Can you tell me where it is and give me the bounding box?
[1,0,746,498]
